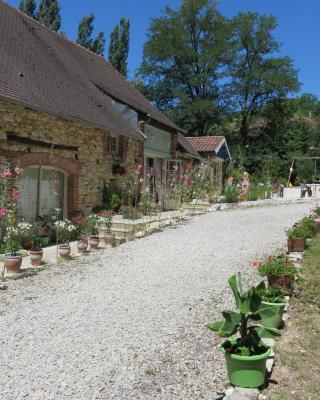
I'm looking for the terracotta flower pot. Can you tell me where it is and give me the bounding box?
[58,245,71,260]
[29,250,43,266]
[103,231,115,246]
[4,254,22,274]
[89,236,99,250]
[267,275,294,296]
[287,238,306,252]
[77,240,88,254]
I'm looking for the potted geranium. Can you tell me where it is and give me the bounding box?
[4,224,22,274]
[207,274,280,388]
[287,224,307,252]
[29,222,43,266]
[72,215,88,254]
[257,285,286,329]
[299,216,314,238]
[256,254,298,296]
[54,219,76,260]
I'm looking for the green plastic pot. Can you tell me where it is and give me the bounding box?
[221,339,271,388]
[40,236,49,247]
[259,300,286,329]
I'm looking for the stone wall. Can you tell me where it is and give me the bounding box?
[0,99,143,216]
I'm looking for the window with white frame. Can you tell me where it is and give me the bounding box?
[109,135,119,155]
[18,166,67,221]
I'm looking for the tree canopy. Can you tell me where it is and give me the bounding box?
[137,0,231,135]
[108,17,130,77]
[37,0,61,32]
[19,0,36,18]
[77,14,105,56]
[226,12,300,140]
[137,1,299,139]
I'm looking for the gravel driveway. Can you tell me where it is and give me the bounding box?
[0,203,312,400]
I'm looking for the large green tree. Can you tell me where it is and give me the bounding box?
[77,14,105,56]
[136,0,231,135]
[227,12,300,140]
[19,0,36,18]
[108,17,130,77]
[37,0,61,32]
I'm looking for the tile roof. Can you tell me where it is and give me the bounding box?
[0,1,180,140]
[177,133,201,158]
[185,136,225,153]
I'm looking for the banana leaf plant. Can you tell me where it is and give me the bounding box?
[207,274,281,356]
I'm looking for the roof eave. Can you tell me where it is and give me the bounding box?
[0,95,144,141]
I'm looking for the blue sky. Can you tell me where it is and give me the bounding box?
[6,0,320,97]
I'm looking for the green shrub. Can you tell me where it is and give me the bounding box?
[224,186,239,203]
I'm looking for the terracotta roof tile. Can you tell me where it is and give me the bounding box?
[177,133,201,158]
[185,136,225,153]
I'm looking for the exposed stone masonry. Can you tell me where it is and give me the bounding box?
[0,99,143,216]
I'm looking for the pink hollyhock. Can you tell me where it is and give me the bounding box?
[187,178,193,188]
[135,164,143,176]
[0,208,8,218]
[14,166,23,176]
[0,168,12,178]
[11,190,21,200]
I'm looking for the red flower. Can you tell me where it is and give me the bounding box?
[71,215,87,224]
[252,260,262,268]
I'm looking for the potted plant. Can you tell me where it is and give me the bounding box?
[286,224,306,252]
[257,285,286,329]
[207,274,280,388]
[256,255,298,296]
[37,216,52,247]
[85,214,100,250]
[311,206,320,234]
[98,213,115,246]
[4,224,22,274]
[54,219,76,260]
[19,221,33,250]
[72,215,88,254]
[299,216,314,238]
[29,223,43,266]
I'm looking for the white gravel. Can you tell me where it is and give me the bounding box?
[0,202,313,400]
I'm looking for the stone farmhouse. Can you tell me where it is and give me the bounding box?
[0,1,200,220]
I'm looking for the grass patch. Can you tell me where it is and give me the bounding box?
[265,236,320,400]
